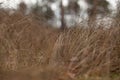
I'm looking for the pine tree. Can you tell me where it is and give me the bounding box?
[87,0,109,16]
[32,0,54,20]
[67,0,80,14]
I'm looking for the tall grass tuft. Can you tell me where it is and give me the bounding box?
[0,10,120,80]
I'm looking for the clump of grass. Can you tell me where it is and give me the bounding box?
[0,10,120,80]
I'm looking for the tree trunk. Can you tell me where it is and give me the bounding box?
[88,0,98,25]
[60,0,66,30]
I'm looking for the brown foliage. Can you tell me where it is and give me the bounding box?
[0,11,120,80]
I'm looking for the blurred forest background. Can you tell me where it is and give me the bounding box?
[0,0,119,28]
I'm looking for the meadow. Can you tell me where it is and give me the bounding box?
[0,10,120,80]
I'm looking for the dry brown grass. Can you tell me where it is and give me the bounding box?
[0,10,120,80]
